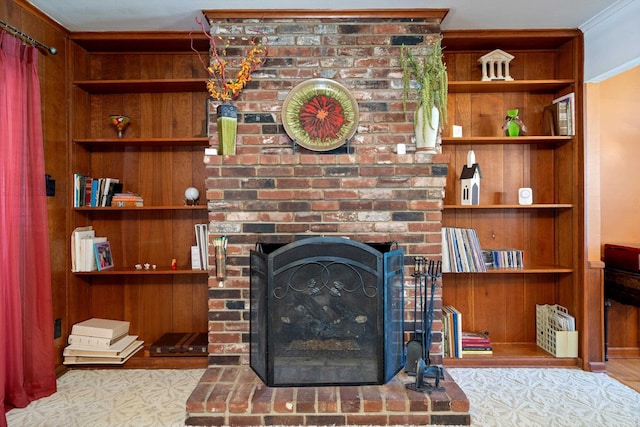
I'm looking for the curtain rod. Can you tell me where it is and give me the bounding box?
[0,19,57,55]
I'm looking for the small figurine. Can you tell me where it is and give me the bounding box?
[503,109,527,137]
[184,187,200,206]
[460,150,482,205]
[171,258,177,270]
[478,49,514,81]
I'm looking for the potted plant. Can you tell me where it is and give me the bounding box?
[401,37,448,153]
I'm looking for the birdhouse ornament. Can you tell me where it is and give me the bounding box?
[460,150,482,205]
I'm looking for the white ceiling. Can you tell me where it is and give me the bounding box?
[26,0,622,32]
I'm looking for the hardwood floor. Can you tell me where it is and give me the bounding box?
[606,358,640,393]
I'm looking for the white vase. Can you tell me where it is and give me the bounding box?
[414,104,439,153]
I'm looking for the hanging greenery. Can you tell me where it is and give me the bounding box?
[401,37,448,132]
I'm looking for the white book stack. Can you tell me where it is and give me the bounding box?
[63,318,143,365]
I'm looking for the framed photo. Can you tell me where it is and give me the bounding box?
[94,241,114,271]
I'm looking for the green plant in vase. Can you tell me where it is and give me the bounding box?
[401,37,448,153]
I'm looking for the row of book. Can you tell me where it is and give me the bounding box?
[442,305,462,358]
[543,92,575,137]
[73,174,144,208]
[71,226,114,272]
[441,227,487,273]
[486,249,525,269]
[192,224,209,270]
[442,305,494,357]
[63,318,143,365]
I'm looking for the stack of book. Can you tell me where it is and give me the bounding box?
[63,318,143,365]
[111,192,144,207]
[461,331,493,355]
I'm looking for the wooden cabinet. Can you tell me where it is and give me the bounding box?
[440,30,587,367]
[68,33,210,368]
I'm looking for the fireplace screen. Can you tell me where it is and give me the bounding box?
[250,236,404,387]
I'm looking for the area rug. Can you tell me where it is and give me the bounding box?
[5,367,640,426]
[5,369,205,427]
[448,368,640,427]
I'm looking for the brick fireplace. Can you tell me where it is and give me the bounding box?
[186,10,471,425]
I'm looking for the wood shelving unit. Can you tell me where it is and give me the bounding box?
[68,33,211,368]
[440,29,585,368]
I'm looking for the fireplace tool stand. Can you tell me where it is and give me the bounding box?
[406,259,445,393]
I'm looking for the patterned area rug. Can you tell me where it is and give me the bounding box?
[448,368,640,427]
[5,367,640,426]
[6,369,204,427]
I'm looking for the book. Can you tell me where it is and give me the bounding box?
[68,332,127,349]
[442,227,486,272]
[104,182,124,206]
[63,340,143,365]
[191,246,202,270]
[100,178,120,206]
[64,335,138,356]
[71,226,95,272]
[81,236,107,272]
[150,332,208,357]
[71,318,130,339]
[543,102,569,136]
[552,92,575,136]
[194,224,209,270]
[442,305,463,358]
[461,348,493,355]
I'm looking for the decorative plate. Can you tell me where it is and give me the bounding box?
[282,78,359,151]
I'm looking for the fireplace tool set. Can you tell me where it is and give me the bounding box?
[405,257,445,393]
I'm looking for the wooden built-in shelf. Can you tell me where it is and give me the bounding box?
[443,343,579,368]
[69,32,210,53]
[73,78,207,93]
[73,267,209,276]
[444,266,573,274]
[442,136,572,145]
[74,205,208,212]
[74,137,210,148]
[444,204,573,209]
[448,79,574,93]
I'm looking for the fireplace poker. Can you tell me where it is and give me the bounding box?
[404,256,425,375]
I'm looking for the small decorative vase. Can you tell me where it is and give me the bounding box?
[217,104,238,155]
[414,104,439,153]
[503,109,527,137]
[109,114,131,138]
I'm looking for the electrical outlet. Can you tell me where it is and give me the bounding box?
[54,318,62,339]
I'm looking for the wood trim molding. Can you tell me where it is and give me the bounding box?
[203,9,449,20]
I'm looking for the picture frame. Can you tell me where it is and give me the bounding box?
[94,241,114,271]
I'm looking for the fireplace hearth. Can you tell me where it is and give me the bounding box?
[250,237,405,387]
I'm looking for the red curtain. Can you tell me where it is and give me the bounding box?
[0,33,57,426]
